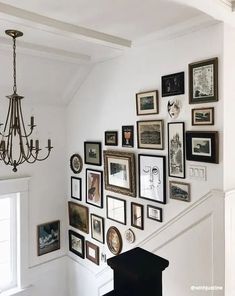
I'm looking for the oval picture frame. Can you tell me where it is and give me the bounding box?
[106,226,122,255]
[70,154,83,174]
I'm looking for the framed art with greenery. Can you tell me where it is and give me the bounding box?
[106,195,126,225]
[84,141,102,166]
[68,201,89,234]
[136,90,159,115]
[71,176,82,201]
[86,169,103,208]
[91,214,105,244]
[86,241,99,265]
[68,229,85,259]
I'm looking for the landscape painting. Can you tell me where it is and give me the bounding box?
[169,181,190,202]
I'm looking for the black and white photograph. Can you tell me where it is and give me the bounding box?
[105,131,118,146]
[168,122,185,178]
[71,176,82,200]
[131,202,144,230]
[106,195,126,225]
[122,125,134,147]
[137,120,164,150]
[86,169,103,208]
[161,72,184,97]
[189,58,218,103]
[136,90,159,115]
[91,214,105,244]
[167,98,181,119]
[138,154,166,204]
[84,142,102,166]
[68,229,85,258]
[186,131,219,163]
[192,107,214,126]
[37,220,60,256]
[169,181,190,202]
[147,205,163,222]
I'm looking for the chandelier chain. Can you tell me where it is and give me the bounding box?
[13,37,17,94]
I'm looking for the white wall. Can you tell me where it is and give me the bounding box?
[66,23,224,295]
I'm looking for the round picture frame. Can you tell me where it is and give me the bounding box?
[124,228,135,244]
[106,226,122,255]
[70,154,83,174]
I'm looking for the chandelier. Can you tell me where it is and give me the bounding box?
[0,30,53,172]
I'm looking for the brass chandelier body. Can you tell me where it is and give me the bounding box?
[0,30,53,172]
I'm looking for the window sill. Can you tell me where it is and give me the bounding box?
[0,286,33,296]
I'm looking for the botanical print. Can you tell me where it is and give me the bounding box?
[192,138,211,157]
[193,64,214,99]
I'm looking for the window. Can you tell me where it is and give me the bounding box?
[0,193,18,293]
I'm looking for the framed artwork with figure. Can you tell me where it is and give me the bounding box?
[86,169,103,208]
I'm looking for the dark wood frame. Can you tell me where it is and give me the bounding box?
[192,107,215,126]
[168,122,185,179]
[70,154,83,174]
[169,181,191,202]
[138,154,166,204]
[147,205,163,222]
[84,141,102,166]
[105,131,118,146]
[186,131,219,164]
[136,90,159,115]
[68,201,89,234]
[122,125,134,148]
[86,168,103,208]
[106,226,123,255]
[106,195,127,225]
[161,71,185,97]
[131,202,144,230]
[68,229,85,259]
[91,214,105,244]
[103,150,136,197]
[86,241,99,265]
[71,176,82,201]
[189,57,218,104]
[137,120,164,150]
[37,220,60,256]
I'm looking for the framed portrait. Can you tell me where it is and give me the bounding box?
[91,214,105,244]
[168,122,185,178]
[84,142,102,166]
[105,131,118,146]
[189,57,218,104]
[86,241,99,265]
[138,154,166,204]
[37,220,60,256]
[106,226,122,255]
[131,202,144,230]
[192,107,214,126]
[186,131,219,164]
[106,195,126,225]
[68,201,89,234]
[86,169,103,208]
[68,229,85,259]
[161,72,184,97]
[70,154,83,174]
[137,120,164,150]
[122,125,134,148]
[147,205,163,222]
[136,90,159,115]
[103,150,136,197]
[169,181,190,202]
[71,176,82,200]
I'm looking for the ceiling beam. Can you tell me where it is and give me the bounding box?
[0,2,132,50]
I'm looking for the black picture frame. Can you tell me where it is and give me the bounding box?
[169,181,191,202]
[189,57,218,104]
[192,107,215,126]
[161,71,185,97]
[84,141,102,166]
[71,176,82,201]
[131,202,144,230]
[68,229,85,259]
[136,90,159,115]
[70,154,83,174]
[168,122,185,179]
[147,205,163,222]
[122,125,134,148]
[91,214,105,244]
[86,169,103,208]
[105,131,118,146]
[186,131,219,164]
[106,195,127,225]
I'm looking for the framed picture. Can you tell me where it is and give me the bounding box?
[192,107,214,126]
[71,177,82,200]
[106,226,122,255]
[91,214,105,244]
[131,202,144,230]
[169,181,191,202]
[122,125,134,148]
[137,120,164,150]
[68,201,89,234]
[103,150,136,197]
[105,131,118,146]
[161,72,184,97]
[147,205,162,222]
[37,220,60,256]
[68,229,85,259]
[186,131,219,164]
[124,229,135,244]
[136,90,159,115]
[168,122,185,178]
[86,169,103,208]
[86,241,99,265]
[84,142,102,166]
[106,195,126,225]
[189,57,218,104]
[70,154,83,174]
[167,98,181,119]
[138,154,166,204]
